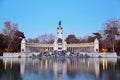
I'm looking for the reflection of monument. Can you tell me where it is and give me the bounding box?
[58,72,62,80]
[1,58,118,80]
[20,60,25,77]
[21,21,99,53]
[57,62,63,80]
[53,61,65,80]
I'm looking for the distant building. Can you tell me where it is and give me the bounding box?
[21,21,99,53]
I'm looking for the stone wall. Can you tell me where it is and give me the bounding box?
[3,52,40,58]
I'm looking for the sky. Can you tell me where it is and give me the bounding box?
[0,0,120,39]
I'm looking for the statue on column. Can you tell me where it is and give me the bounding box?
[59,20,61,26]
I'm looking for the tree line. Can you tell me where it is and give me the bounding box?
[65,18,120,53]
[0,21,25,53]
[0,18,120,54]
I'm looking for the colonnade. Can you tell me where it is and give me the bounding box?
[39,47,53,52]
[67,47,94,53]
[26,47,53,52]
[26,46,94,53]
[23,39,98,53]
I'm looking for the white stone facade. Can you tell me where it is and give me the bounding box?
[53,40,67,51]
[21,38,26,52]
[21,21,99,53]
[94,38,99,52]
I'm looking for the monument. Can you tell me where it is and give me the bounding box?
[21,21,99,53]
[3,21,118,58]
[53,21,67,52]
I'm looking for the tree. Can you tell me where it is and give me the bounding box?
[87,36,95,42]
[15,30,25,38]
[65,35,79,44]
[3,21,18,51]
[12,30,25,52]
[78,37,87,43]
[48,34,56,43]
[2,21,25,52]
[115,40,120,54]
[0,34,4,52]
[37,33,56,44]
[27,38,39,43]
[103,19,120,52]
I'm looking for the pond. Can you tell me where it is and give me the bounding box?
[0,57,120,80]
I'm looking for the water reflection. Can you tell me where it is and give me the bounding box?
[0,58,120,80]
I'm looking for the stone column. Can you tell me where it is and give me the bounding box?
[71,47,73,53]
[71,47,72,53]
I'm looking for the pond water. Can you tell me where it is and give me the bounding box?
[0,57,120,80]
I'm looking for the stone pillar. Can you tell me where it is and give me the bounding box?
[50,47,52,51]
[71,47,73,53]
[48,47,49,52]
[94,38,99,52]
[21,38,26,53]
[73,47,76,53]
[73,47,74,53]
[68,47,70,52]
